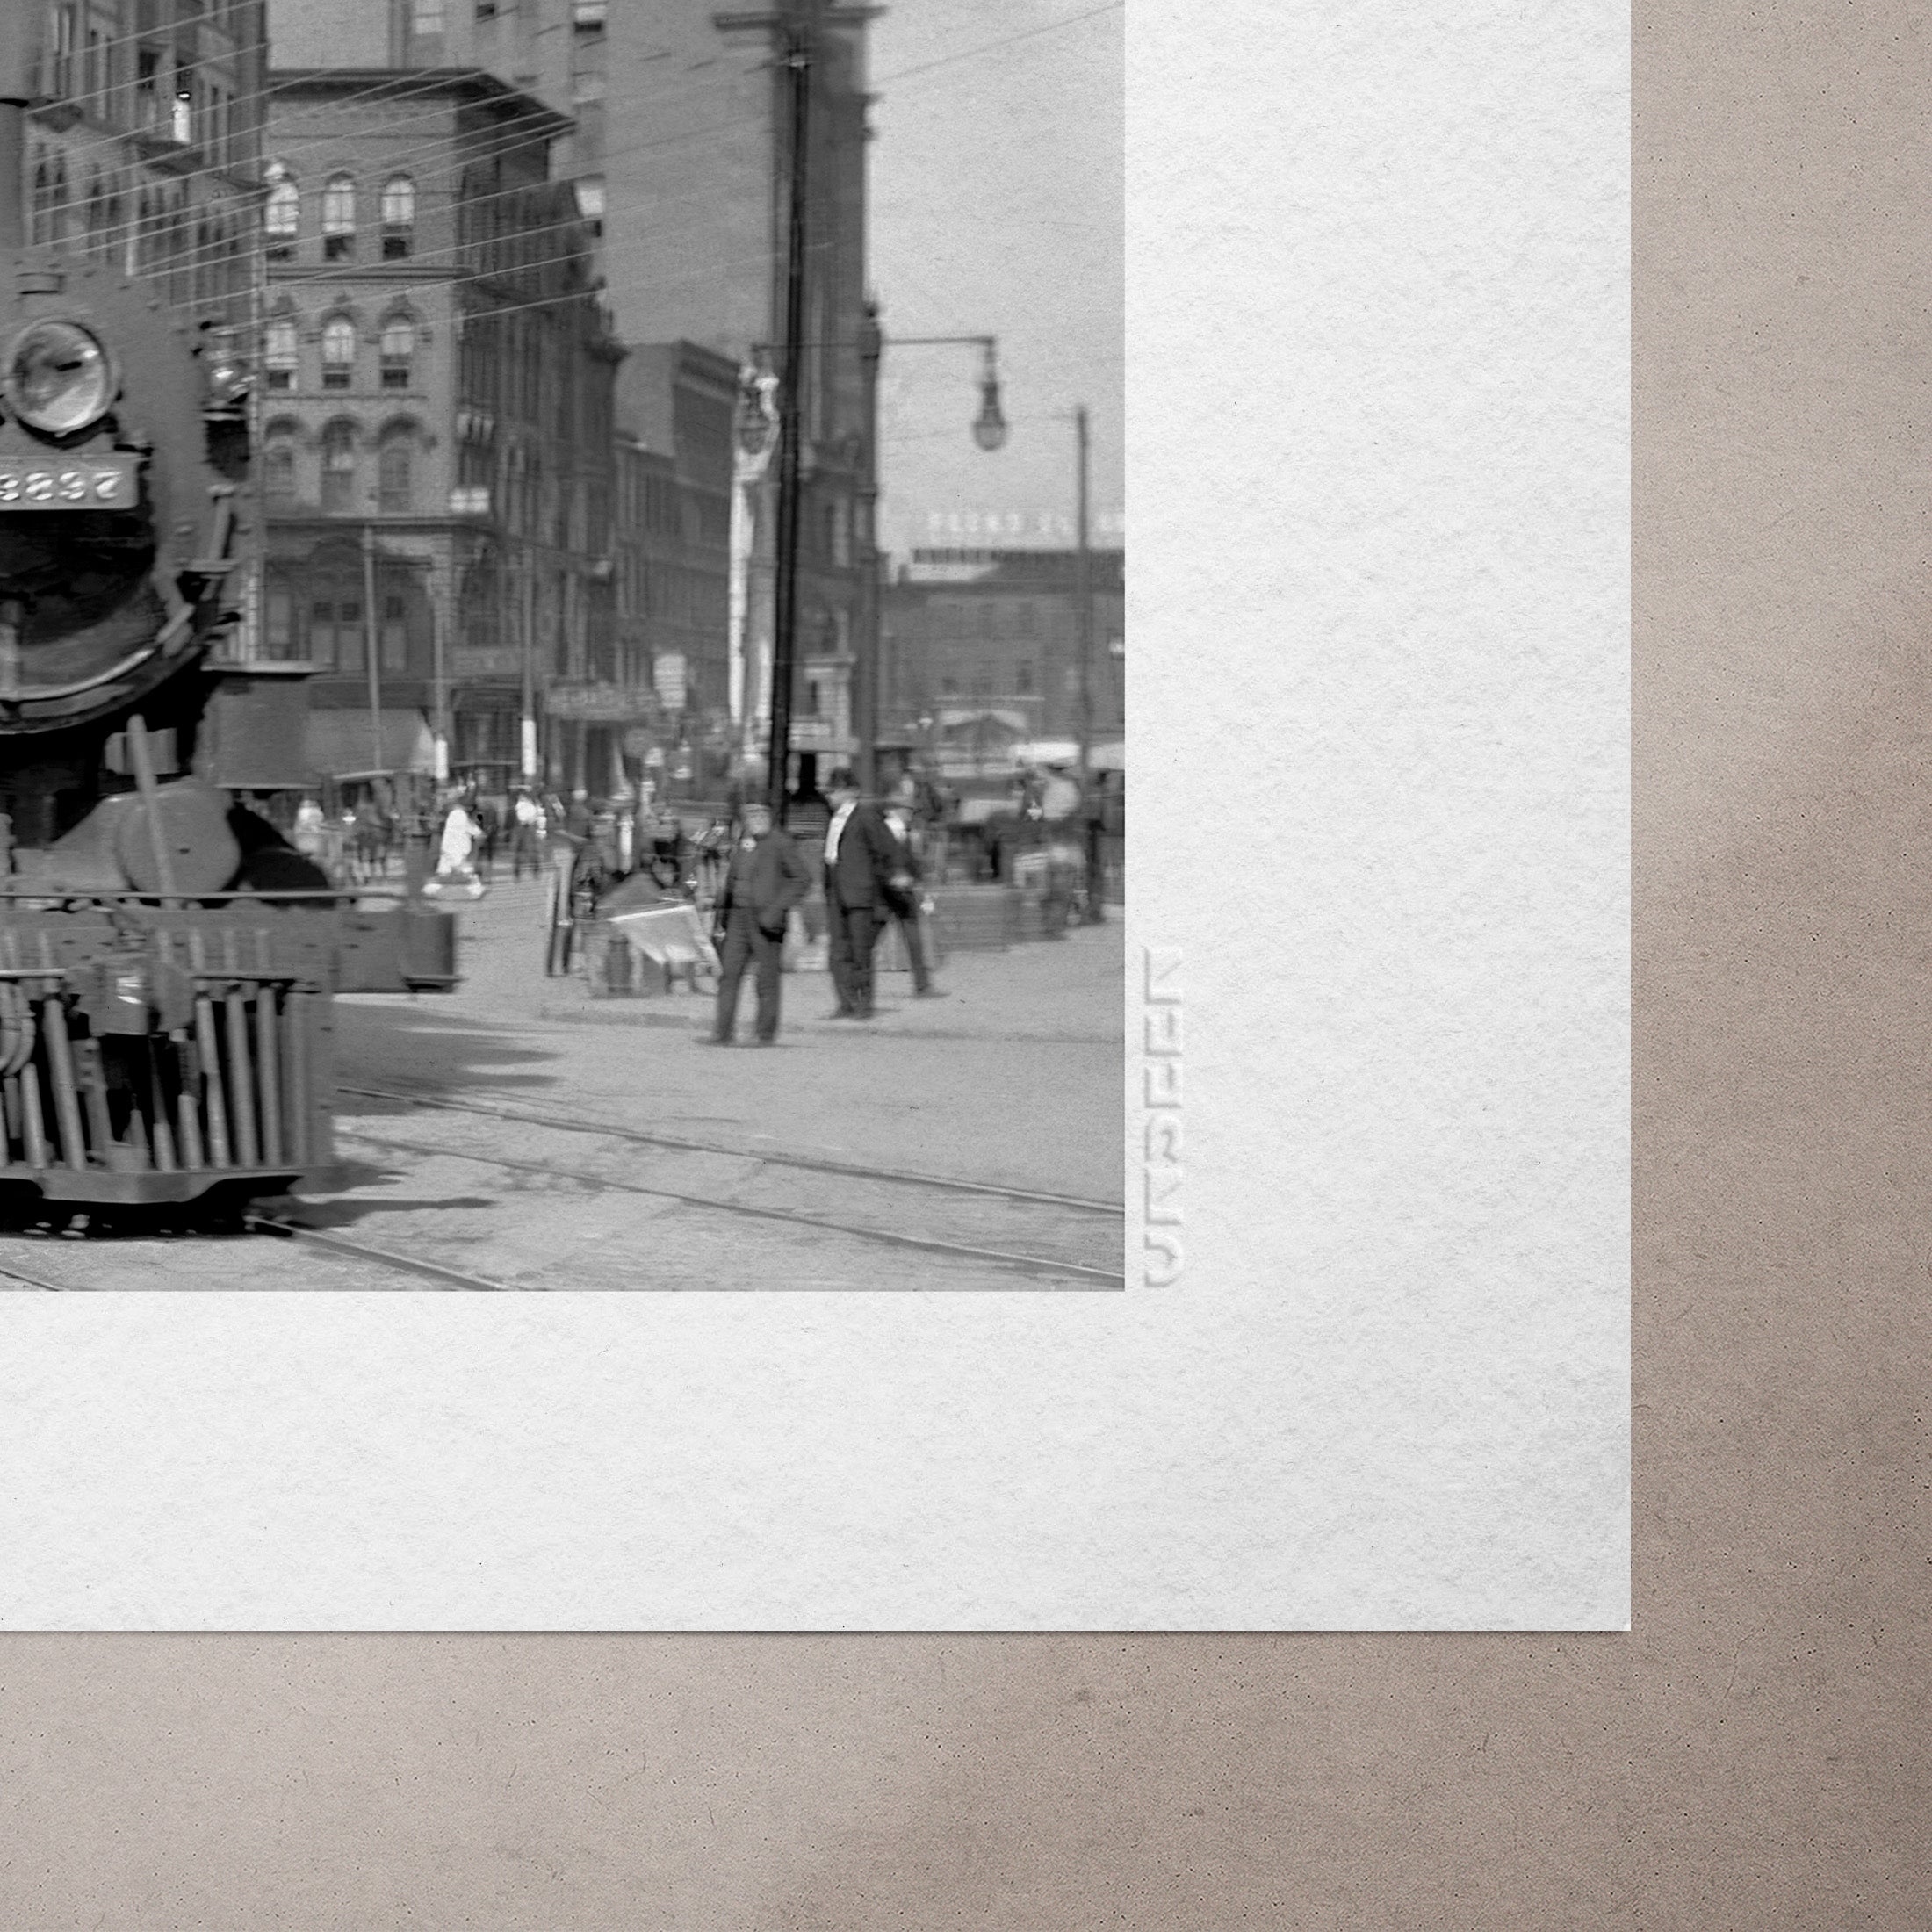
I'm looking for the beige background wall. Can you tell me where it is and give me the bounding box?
[4,4,1926,1923]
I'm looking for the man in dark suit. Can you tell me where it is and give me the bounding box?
[821,766,912,1020]
[706,799,812,1045]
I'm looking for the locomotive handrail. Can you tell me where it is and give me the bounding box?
[0,887,419,900]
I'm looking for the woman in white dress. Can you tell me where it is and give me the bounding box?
[436,795,477,876]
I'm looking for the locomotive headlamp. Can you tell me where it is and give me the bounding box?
[5,321,115,436]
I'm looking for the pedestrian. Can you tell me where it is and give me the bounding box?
[436,790,477,878]
[511,788,543,879]
[292,795,325,859]
[883,773,943,998]
[822,765,912,1020]
[472,793,501,881]
[703,798,812,1046]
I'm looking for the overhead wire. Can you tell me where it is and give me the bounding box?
[46,0,1119,267]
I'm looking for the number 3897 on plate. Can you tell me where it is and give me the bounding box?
[0,458,138,510]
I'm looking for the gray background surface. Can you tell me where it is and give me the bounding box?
[4,2,1926,1923]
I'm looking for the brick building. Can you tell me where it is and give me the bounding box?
[256,66,621,784]
[880,549,1127,756]
[267,0,877,788]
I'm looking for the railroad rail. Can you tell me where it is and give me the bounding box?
[337,1081,1121,1216]
[334,1123,1124,1287]
[0,1083,1125,1291]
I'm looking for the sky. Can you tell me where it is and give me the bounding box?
[866,1,1124,563]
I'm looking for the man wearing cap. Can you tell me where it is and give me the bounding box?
[705,798,812,1045]
[822,767,912,1020]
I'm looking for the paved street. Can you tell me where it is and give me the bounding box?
[0,881,1125,1294]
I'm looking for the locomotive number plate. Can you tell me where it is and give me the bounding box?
[0,458,137,511]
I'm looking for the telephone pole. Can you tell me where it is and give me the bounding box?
[1075,403,1092,779]
[767,19,811,816]
[716,4,877,813]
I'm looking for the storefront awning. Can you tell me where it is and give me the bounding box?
[306,708,436,779]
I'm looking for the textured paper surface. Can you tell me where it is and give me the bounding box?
[0,4,1629,1630]
[10,1,1922,1926]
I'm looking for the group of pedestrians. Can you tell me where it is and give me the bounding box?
[705,766,942,1048]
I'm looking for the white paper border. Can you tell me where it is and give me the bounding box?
[0,0,1628,1629]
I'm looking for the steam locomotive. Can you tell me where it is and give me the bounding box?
[0,245,452,1217]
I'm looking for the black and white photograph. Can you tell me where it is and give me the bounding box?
[0,0,1125,1294]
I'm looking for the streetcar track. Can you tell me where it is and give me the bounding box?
[338,1082,1121,1215]
[242,1215,511,1292]
[0,1251,72,1291]
[332,1126,1125,1287]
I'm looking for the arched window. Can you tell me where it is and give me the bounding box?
[321,421,358,515]
[380,177,415,258]
[321,173,355,259]
[264,163,298,259]
[378,425,415,514]
[263,422,298,502]
[321,315,356,390]
[264,317,299,391]
[378,314,415,390]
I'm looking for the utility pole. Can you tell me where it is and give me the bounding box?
[717,3,879,813]
[1075,403,1092,780]
[854,299,882,793]
[362,520,383,778]
[521,553,537,784]
[766,15,811,817]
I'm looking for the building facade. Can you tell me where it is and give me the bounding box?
[257,67,621,784]
[24,2,265,324]
[266,0,876,790]
[880,549,1127,757]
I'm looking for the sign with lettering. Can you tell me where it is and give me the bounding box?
[0,457,137,511]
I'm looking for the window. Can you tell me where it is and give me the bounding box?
[379,176,415,258]
[1016,662,1034,695]
[263,317,298,390]
[321,316,356,389]
[265,586,293,656]
[321,422,357,514]
[978,602,993,636]
[410,0,445,32]
[320,596,364,673]
[135,46,161,132]
[263,434,296,501]
[49,4,76,100]
[264,165,298,258]
[1015,602,1035,637]
[379,315,414,389]
[378,429,414,513]
[941,676,958,696]
[574,176,605,241]
[321,173,355,259]
[381,594,408,672]
[804,680,821,718]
